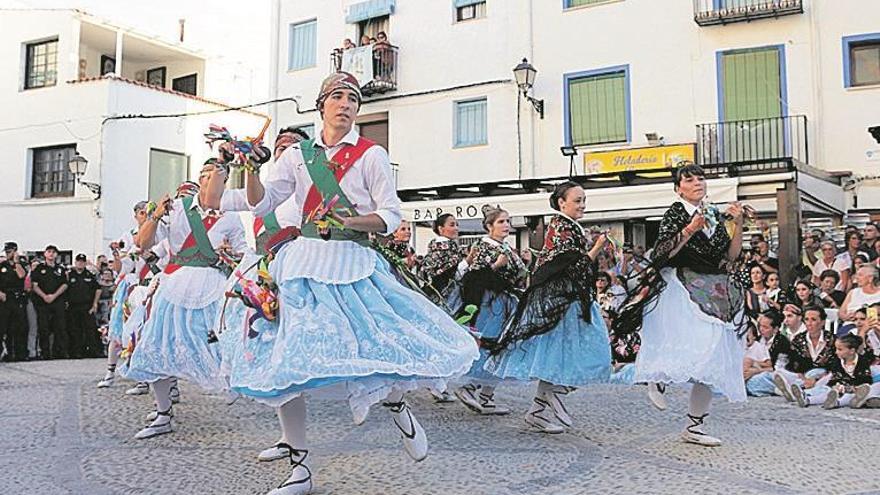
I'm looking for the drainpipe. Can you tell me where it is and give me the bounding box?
[527,0,537,178]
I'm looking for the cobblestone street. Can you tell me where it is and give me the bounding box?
[2,358,880,495]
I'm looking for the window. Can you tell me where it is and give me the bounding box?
[149,149,189,200]
[455,1,486,22]
[172,74,198,96]
[31,145,75,198]
[454,98,487,148]
[358,16,389,42]
[24,39,58,89]
[843,33,880,88]
[565,66,630,146]
[289,19,317,70]
[718,46,784,121]
[565,0,611,9]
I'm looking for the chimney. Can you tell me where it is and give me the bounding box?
[178,18,186,43]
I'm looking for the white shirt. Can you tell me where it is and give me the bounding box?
[745,339,771,363]
[220,128,400,234]
[223,152,302,229]
[805,331,827,362]
[155,195,248,255]
[812,256,850,291]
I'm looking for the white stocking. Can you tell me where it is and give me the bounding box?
[688,383,713,419]
[152,378,173,412]
[278,395,307,449]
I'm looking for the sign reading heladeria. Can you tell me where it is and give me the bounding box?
[583,144,695,176]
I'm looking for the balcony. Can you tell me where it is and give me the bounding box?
[693,0,803,26]
[696,115,808,175]
[331,43,398,97]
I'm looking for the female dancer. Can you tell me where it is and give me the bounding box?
[613,162,746,447]
[215,72,478,495]
[486,181,612,433]
[454,205,528,416]
[418,213,468,309]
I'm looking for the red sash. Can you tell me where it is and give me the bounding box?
[138,262,151,282]
[300,137,375,219]
[163,214,221,275]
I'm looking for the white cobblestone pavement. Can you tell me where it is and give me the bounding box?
[2,358,880,495]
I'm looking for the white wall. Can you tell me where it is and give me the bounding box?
[269,0,880,209]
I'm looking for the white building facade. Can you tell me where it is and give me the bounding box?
[268,0,878,262]
[0,9,265,261]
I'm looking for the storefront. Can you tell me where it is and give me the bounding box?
[399,143,849,284]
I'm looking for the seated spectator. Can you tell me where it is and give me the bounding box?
[812,240,850,291]
[753,239,779,273]
[851,304,880,407]
[817,269,846,308]
[781,304,806,340]
[802,232,819,270]
[853,253,870,277]
[839,265,880,322]
[790,333,874,409]
[772,305,837,402]
[839,231,870,281]
[793,280,822,309]
[745,309,792,396]
[766,272,784,309]
[862,223,879,260]
[745,264,772,318]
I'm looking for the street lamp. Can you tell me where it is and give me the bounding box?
[560,146,577,177]
[513,58,544,119]
[67,152,101,199]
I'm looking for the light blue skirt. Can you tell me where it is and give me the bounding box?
[485,302,612,386]
[125,288,226,391]
[464,291,518,383]
[107,278,131,343]
[222,253,479,411]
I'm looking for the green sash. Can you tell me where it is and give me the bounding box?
[299,139,369,246]
[255,212,282,254]
[168,196,220,268]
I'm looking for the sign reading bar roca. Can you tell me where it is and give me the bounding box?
[583,144,695,175]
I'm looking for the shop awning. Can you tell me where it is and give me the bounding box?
[346,0,396,24]
[402,178,739,222]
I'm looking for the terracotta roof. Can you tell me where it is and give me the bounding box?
[67,75,268,118]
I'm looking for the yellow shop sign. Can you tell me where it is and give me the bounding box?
[583,144,696,175]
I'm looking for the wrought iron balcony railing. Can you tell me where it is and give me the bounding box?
[693,0,803,26]
[696,115,808,173]
[331,43,398,97]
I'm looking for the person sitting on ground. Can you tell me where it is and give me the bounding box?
[790,333,874,409]
[744,309,792,396]
[781,303,806,340]
[773,305,837,403]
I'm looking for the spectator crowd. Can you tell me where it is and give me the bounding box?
[0,242,117,362]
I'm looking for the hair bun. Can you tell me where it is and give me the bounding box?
[481,204,500,218]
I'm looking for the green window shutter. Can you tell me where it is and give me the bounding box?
[721,47,782,121]
[149,149,189,200]
[569,71,627,146]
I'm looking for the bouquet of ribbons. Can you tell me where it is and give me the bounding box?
[204,120,271,174]
[304,194,351,239]
[226,258,279,340]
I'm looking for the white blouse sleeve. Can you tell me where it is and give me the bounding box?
[361,146,401,234]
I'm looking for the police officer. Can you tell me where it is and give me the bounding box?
[66,253,101,358]
[31,245,68,359]
[0,242,28,361]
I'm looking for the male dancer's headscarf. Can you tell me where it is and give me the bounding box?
[316,71,362,112]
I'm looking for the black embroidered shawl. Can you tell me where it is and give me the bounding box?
[827,350,875,388]
[418,237,466,298]
[611,201,746,337]
[492,215,595,353]
[458,238,526,323]
[786,330,837,374]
